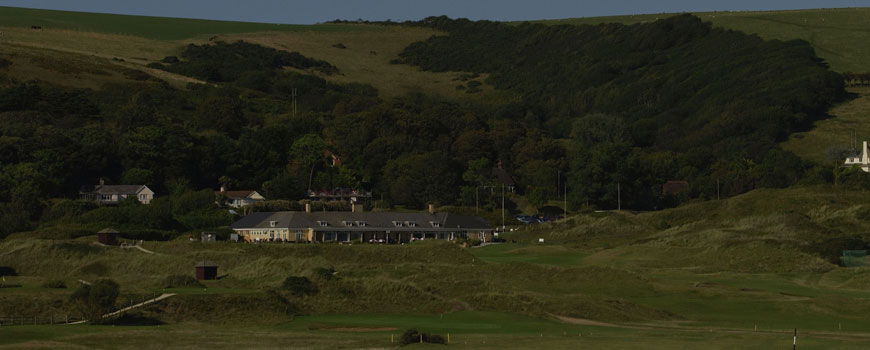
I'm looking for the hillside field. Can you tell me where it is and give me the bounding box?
[2,6,870,349]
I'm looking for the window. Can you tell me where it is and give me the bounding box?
[393,221,403,227]
[430,221,441,228]
[356,221,367,227]
[101,194,112,201]
[406,221,416,227]
[296,231,304,241]
[270,221,277,227]
[318,221,328,227]
[139,194,147,200]
[343,221,353,227]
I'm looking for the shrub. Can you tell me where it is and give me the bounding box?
[312,267,336,281]
[164,274,204,288]
[0,266,18,276]
[42,280,67,288]
[400,328,446,345]
[70,279,120,324]
[281,276,318,296]
[161,56,179,64]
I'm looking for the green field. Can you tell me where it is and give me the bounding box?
[0,6,376,40]
[4,186,870,348]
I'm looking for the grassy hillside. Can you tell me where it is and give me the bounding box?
[0,6,375,40]
[541,7,870,73]
[5,186,870,348]
[782,86,870,164]
[0,7,496,100]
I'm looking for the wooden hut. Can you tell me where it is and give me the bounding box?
[195,261,218,280]
[97,228,119,246]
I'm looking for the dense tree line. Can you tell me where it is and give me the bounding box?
[394,14,846,208]
[0,15,853,237]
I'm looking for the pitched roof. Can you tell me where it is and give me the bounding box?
[217,190,259,199]
[80,185,148,195]
[230,211,492,231]
[492,167,517,186]
[195,261,218,267]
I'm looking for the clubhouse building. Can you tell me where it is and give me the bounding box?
[229,205,493,244]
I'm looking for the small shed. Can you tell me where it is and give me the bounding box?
[97,228,119,246]
[195,261,218,280]
[201,232,216,243]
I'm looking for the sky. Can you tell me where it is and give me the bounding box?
[1,0,869,24]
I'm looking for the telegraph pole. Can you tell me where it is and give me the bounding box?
[501,183,505,229]
[292,88,297,118]
[617,182,621,211]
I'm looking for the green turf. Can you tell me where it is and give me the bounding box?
[0,6,378,40]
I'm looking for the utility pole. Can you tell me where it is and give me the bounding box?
[292,88,297,118]
[475,187,479,215]
[501,183,505,229]
[717,179,720,200]
[617,182,621,211]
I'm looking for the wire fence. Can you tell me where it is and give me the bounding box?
[0,315,84,326]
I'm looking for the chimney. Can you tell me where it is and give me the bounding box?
[352,203,363,213]
[220,185,226,193]
[305,202,311,213]
[428,204,435,214]
[99,177,105,186]
[863,141,869,164]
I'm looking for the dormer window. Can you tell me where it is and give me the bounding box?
[318,221,328,227]
[270,221,277,227]
[393,221,403,227]
[406,221,416,227]
[343,221,353,227]
[356,221,367,227]
[430,221,440,228]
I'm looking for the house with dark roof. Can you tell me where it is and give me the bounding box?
[492,161,517,193]
[79,179,153,205]
[216,187,265,208]
[229,206,493,244]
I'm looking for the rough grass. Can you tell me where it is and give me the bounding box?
[0,6,377,40]
[782,87,870,164]
[539,7,870,73]
[9,187,870,347]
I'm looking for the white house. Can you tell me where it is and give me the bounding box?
[844,141,870,172]
[79,180,154,205]
[216,188,266,208]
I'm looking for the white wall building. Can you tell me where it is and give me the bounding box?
[844,141,870,172]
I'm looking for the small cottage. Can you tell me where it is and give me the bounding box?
[97,228,119,246]
[195,261,218,280]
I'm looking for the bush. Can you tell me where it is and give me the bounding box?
[42,279,67,288]
[70,279,120,324]
[0,266,18,276]
[312,267,336,281]
[164,274,204,288]
[281,276,318,296]
[400,328,446,345]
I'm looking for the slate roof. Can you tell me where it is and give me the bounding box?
[230,211,492,232]
[217,190,260,199]
[80,185,148,195]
